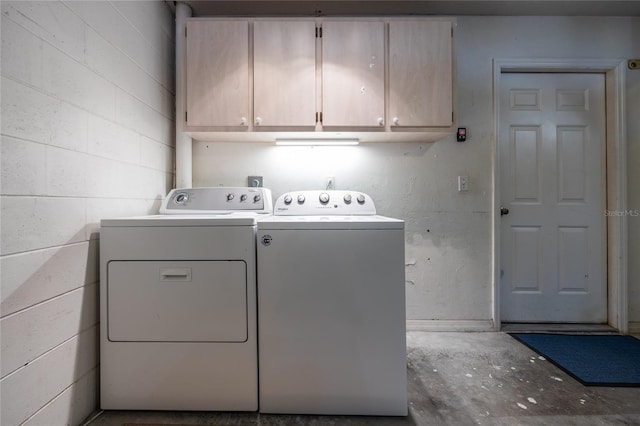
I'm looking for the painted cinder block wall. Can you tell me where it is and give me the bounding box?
[0,1,175,424]
[193,16,640,331]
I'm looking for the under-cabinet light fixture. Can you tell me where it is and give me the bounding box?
[275,138,360,146]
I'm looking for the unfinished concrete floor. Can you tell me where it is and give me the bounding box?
[87,332,640,426]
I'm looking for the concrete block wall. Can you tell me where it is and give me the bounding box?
[0,1,175,424]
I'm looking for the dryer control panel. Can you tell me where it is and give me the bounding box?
[274,190,377,215]
[160,187,273,214]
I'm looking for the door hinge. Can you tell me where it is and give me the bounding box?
[185,26,187,37]
[185,111,188,122]
[320,112,323,123]
[452,111,454,123]
[316,27,322,38]
[316,112,318,122]
[451,27,453,37]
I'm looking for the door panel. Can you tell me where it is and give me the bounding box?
[185,21,249,127]
[322,21,385,127]
[108,260,247,342]
[388,20,453,127]
[500,73,606,323]
[253,21,316,127]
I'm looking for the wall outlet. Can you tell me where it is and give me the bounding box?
[248,176,263,187]
[458,175,469,192]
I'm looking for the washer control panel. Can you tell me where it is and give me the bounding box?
[160,187,273,214]
[274,190,376,215]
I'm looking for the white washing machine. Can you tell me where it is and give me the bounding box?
[99,187,272,411]
[257,190,407,416]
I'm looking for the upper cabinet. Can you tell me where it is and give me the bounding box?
[253,21,317,128]
[185,20,249,128]
[183,17,456,142]
[322,21,385,128]
[389,20,453,128]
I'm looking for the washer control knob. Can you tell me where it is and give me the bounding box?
[226,193,235,201]
[297,194,306,204]
[253,194,262,203]
[319,192,330,204]
[356,194,366,205]
[240,194,248,202]
[343,194,352,204]
[283,195,292,205]
[174,192,189,205]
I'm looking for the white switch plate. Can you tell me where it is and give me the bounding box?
[458,175,469,192]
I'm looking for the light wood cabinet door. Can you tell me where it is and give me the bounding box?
[254,21,317,127]
[185,20,249,127]
[322,21,385,127]
[389,21,453,127]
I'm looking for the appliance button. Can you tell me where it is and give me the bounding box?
[356,194,366,205]
[319,193,330,204]
[240,194,248,202]
[254,194,262,203]
[283,195,292,205]
[174,193,189,205]
[343,194,352,204]
[297,195,306,204]
[226,193,235,201]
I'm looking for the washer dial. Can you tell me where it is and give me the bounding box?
[319,193,330,204]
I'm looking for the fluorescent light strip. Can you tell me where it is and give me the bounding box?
[275,138,359,146]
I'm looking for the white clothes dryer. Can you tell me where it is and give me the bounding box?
[257,190,407,416]
[99,187,271,411]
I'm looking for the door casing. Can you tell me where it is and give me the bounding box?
[492,59,628,332]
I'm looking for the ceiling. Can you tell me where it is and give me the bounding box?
[168,0,640,17]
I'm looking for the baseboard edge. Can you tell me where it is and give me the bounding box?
[406,320,495,332]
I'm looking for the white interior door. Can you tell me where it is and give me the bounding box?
[499,73,606,323]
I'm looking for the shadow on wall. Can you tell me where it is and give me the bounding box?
[0,229,100,425]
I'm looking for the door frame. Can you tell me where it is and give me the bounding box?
[492,59,628,332]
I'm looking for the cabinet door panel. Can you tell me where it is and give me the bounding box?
[389,21,452,127]
[254,21,316,127]
[186,21,249,127]
[322,21,385,127]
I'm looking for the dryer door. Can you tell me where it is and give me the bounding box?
[107,260,247,342]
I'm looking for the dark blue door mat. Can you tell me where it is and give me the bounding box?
[509,333,640,386]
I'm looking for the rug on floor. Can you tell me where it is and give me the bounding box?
[509,333,640,387]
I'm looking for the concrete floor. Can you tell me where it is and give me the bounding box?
[87,332,640,426]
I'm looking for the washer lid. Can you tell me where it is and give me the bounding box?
[256,215,403,230]
[101,212,265,227]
